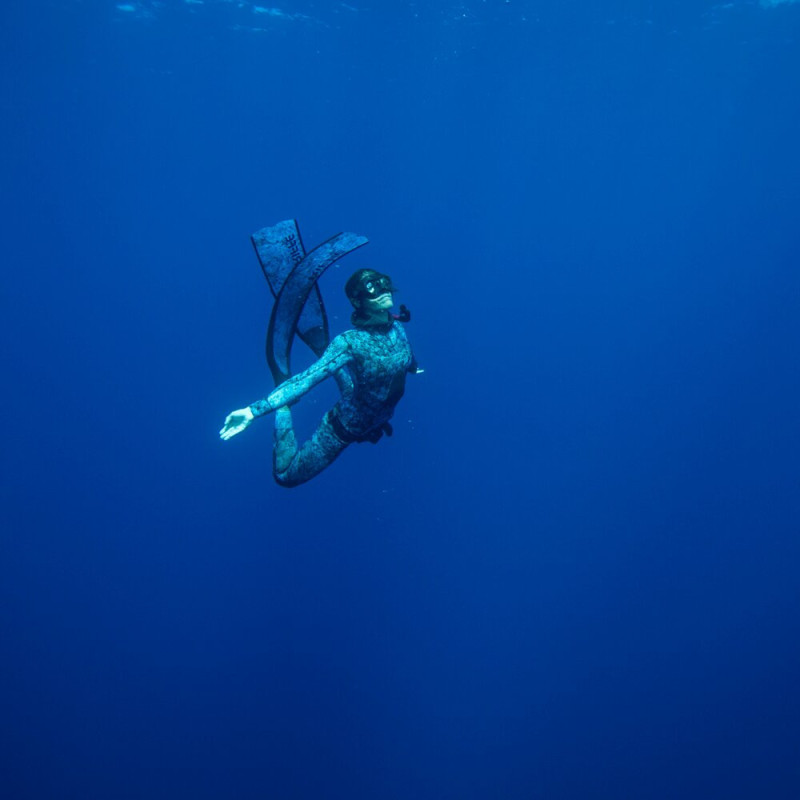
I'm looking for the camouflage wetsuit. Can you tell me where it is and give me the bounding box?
[249,319,416,487]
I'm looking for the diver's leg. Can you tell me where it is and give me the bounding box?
[273,412,349,488]
[272,407,299,476]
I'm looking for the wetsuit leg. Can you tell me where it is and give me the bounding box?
[273,408,349,488]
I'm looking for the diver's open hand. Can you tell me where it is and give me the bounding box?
[219,407,254,440]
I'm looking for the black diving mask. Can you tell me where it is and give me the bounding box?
[360,274,395,299]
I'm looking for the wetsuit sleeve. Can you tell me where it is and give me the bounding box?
[249,335,353,417]
[403,326,420,374]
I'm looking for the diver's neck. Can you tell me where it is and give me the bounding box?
[364,308,391,325]
[353,308,393,329]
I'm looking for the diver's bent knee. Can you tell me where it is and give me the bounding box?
[273,470,306,489]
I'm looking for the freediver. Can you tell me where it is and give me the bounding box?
[219,269,421,487]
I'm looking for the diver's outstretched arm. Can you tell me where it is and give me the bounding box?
[219,407,255,440]
[249,336,353,418]
[220,336,354,441]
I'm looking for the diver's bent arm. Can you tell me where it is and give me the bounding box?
[249,337,353,417]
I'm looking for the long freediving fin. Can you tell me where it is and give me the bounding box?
[252,220,368,385]
[252,220,328,362]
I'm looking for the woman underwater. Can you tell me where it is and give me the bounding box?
[219,269,421,487]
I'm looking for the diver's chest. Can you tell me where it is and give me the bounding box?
[353,332,409,374]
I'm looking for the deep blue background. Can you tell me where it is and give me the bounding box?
[2,1,799,797]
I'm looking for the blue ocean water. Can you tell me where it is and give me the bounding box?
[2,1,799,797]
